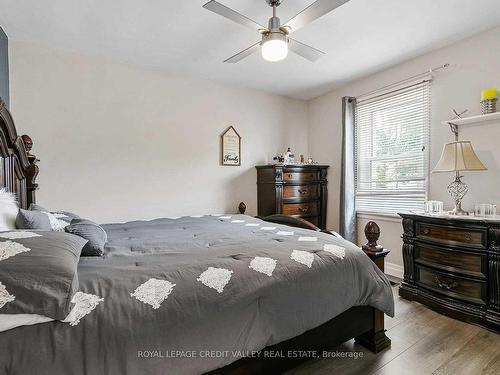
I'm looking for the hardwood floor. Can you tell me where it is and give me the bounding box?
[287,283,500,375]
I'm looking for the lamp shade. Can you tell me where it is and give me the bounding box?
[432,141,487,173]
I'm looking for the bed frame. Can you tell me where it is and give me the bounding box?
[0,97,38,208]
[0,98,391,374]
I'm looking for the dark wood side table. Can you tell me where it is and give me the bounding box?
[399,212,500,333]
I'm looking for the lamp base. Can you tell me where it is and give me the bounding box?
[447,175,469,216]
[448,206,469,216]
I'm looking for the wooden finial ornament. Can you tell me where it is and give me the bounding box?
[362,221,384,253]
[238,202,246,214]
[21,134,33,155]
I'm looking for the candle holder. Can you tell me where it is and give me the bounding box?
[481,88,498,114]
[481,98,497,114]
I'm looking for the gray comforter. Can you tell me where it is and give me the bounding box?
[0,215,394,375]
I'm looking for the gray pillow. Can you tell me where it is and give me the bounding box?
[15,208,52,230]
[65,218,107,256]
[51,211,80,224]
[28,203,49,212]
[0,231,87,319]
[29,204,80,224]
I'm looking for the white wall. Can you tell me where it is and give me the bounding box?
[9,27,500,274]
[9,42,308,223]
[308,27,500,272]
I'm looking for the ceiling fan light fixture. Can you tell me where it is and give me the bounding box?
[261,32,288,62]
[203,0,344,63]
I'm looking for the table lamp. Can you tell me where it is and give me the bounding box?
[432,141,487,215]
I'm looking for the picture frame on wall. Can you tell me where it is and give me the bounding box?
[221,126,241,166]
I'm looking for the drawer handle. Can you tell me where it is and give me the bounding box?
[288,174,293,178]
[298,189,308,195]
[434,276,458,290]
[464,233,472,242]
[298,207,309,213]
[423,228,430,235]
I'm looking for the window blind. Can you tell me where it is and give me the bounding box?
[354,80,431,215]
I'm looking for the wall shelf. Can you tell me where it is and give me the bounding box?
[442,111,500,126]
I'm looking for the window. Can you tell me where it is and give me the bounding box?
[355,80,431,215]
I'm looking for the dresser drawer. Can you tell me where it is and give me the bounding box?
[416,222,486,249]
[415,243,486,279]
[283,185,319,199]
[282,202,318,216]
[416,266,487,305]
[256,165,328,230]
[283,171,317,182]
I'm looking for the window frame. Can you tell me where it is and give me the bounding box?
[354,79,431,216]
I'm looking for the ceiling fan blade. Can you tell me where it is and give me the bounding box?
[283,0,350,33]
[203,1,267,32]
[289,38,325,62]
[224,42,261,63]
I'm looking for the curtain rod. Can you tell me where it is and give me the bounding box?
[356,63,451,101]
[356,78,432,104]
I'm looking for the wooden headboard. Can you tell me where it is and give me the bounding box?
[0,97,38,208]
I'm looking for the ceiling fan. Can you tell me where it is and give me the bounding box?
[203,0,350,63]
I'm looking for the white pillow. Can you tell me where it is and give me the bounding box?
[0,189,18,231]
[42,211,69,231]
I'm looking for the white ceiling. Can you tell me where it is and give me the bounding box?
[1,0,500,100]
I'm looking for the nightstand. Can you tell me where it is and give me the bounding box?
[399,212,500,332]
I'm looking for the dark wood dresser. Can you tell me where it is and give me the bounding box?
[399,212,500,332]
[256,164,329,229]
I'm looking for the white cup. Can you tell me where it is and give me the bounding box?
[424,200,443,214]
[475,203,496,217]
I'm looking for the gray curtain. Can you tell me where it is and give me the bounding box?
[339,96,356,242]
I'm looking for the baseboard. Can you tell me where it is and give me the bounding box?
[385,262,404,279]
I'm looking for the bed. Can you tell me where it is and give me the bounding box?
[0,99,393,375]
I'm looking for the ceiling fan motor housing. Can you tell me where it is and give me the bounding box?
[268,16,281,31]
[265,0,284,7]
[263,15,289,44]
[261,29,288,46]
